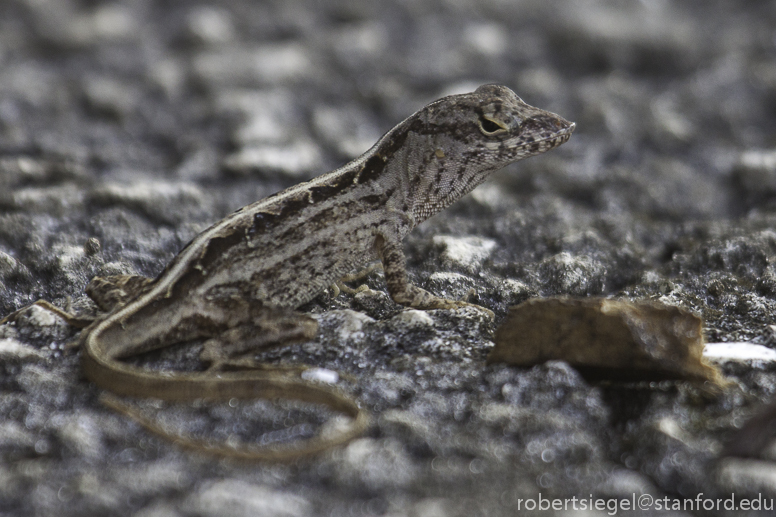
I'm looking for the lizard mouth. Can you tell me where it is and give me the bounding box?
[516,120,575,154]
[543,121,575,144]
[548,121,575,146]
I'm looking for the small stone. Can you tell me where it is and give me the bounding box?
[469,182,513,208]
[8,185,85,216]
[0,251,20,277]
[311,105,380,158]
[185,7,236,45]
[193,43,312,87]
[184,480,311,517]
[18,303,66,329]
[132,503,183,517]
[91,4,138,40]
[717,458,776,494]
[334,438,418,491]
[539,252,606,295]
[84,237,101,257]
[216,89,297,146]
[703,342,776,368]
[0,338,47,362]
[148,59,186,100]
[0,156,46,184]
[556,3,702,73]
[331,22,388,65]
[425,272,475,303]
[89,181,207,223]
[351,288,394,318]
[390,310,435,328]
[53,244,87,271]
[110,461,192,496]
[316,309,374,345]
[489,297,725,384]
[56,413,104,459]
[223,140,322,177]
[300,368,339,384]
[734,149,776,206]
[432,235,497,274]
[0,421,37,449]
[650,93,694,142]
[83,77,139,120]
[496,278,535,305]
[463,22,508,56]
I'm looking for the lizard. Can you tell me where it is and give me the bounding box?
[3,84,574,460]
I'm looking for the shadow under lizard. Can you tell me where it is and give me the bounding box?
[7,85,575,460]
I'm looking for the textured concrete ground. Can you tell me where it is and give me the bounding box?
[1,1,776,516]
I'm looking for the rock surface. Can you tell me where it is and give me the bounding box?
[1,0,776,516]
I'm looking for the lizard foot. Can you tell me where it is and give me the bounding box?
[0,300,94,329]
[422,298,495,319]
[391,285,493,318]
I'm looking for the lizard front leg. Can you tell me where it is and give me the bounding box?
[375,233,493,317]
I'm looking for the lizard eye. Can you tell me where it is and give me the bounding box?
[478,115,508,135]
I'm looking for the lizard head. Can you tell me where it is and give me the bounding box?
[405,84,575,222]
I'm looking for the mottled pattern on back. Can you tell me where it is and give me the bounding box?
[160,84,574,309]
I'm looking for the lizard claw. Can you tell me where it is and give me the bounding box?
[415,297,494,319]
[445,300,495,319]
[457,301,495,319]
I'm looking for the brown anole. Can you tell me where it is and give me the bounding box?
[5,85,574,460]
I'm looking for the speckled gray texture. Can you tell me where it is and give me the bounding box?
[1,1,776,516]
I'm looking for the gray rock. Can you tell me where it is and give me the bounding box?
[185,7,237,45]
[183,480,311,517]
[193,43,314,88]
[735,149,776,208]
[223,140,322,177]
[1,0,776,515]
[539,252,607,295]
[432,235,497,275]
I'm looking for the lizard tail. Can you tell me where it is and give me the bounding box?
[98,378,370,462]
[81,328,369,461]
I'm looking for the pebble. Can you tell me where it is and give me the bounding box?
[334,438,418,491]
[311,105,380,158]
[390,309,435,328]
[223,140,322,177]
[193,43,313,87]
[539,252,606,296]
[89,181,208,223]
[432,235,497,274]
[300,368,339,384]
[734,149,776,205]
[317,309,375,345]
[83,76,139,120]
[717,458,776,495]
[703,342,776,367]
[183,480,311,517]
[185,7,236,45]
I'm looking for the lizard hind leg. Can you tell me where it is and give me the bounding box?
[200,307,318,371]
[331,262,383,297]
[86,274,154,312]
[106,307,369,461]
